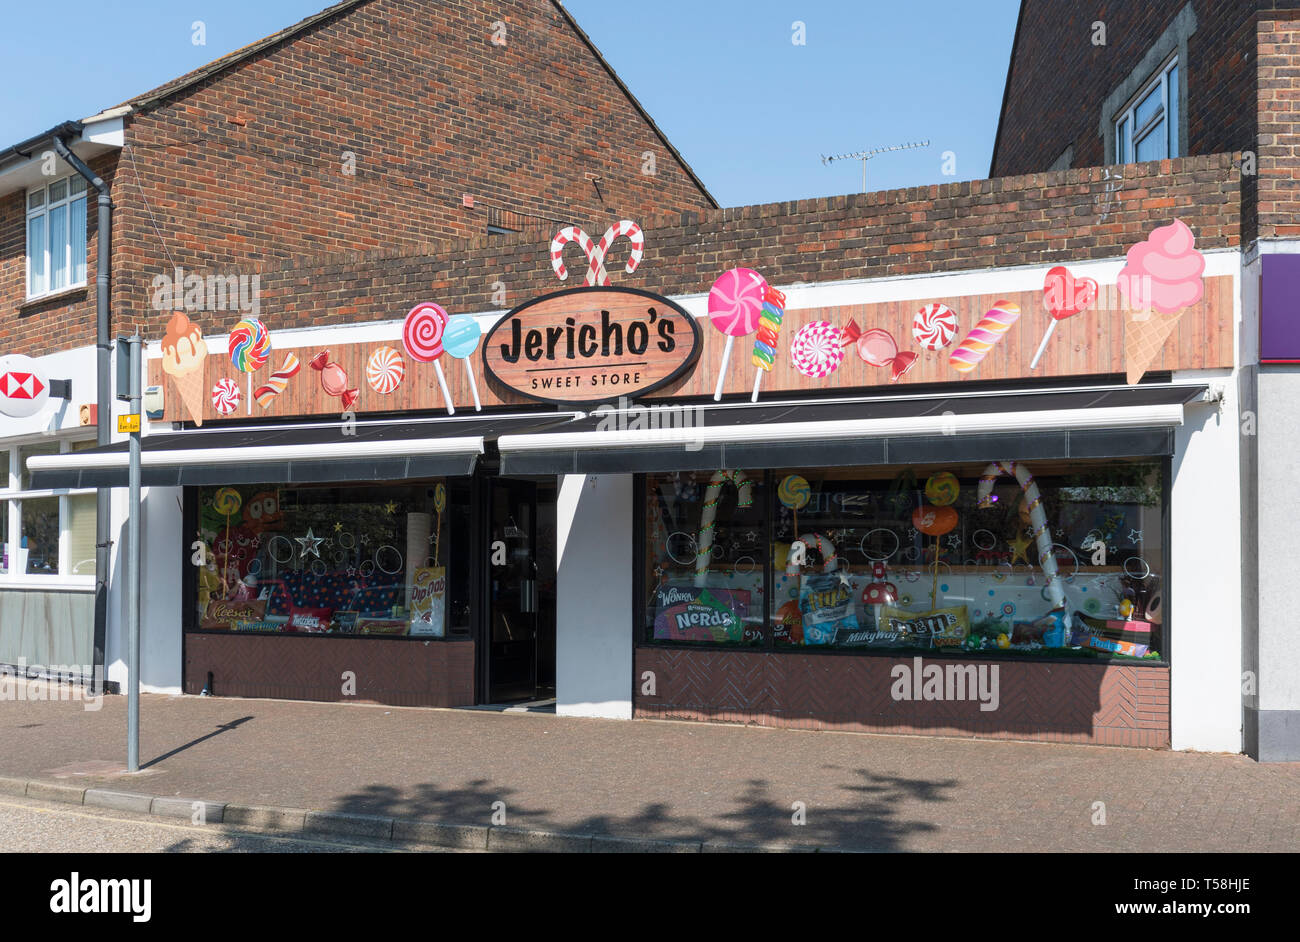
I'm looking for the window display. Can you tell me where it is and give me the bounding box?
[192,480,467,637]
[642,459,1166,660]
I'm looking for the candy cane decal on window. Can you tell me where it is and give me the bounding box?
[694,469,753,587]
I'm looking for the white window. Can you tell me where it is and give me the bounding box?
[0,437,97,582]
[1115,58,1180,164]
[25,174,88,299]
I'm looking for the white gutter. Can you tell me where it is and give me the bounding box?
[498,404,1187,454]
[27,435,485,473]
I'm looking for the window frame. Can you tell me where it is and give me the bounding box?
[634,460,1171,666]
[25,174,89,301]
[0,433,98,587]
[1114,56,1179,164]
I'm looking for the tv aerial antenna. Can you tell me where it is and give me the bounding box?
[821,140,930,194]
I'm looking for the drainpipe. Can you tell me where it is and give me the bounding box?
[53,135,112,697]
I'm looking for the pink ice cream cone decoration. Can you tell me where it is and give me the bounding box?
[1115,219,1205,385]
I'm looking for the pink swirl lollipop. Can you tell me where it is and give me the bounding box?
[211,378,241,416]
[402,302,454,414]
[789,322,845,378]
[708,267,767,400]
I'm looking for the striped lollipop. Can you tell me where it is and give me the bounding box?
[403,302,454,414]
[228,317,271,415]
[749,285,786,402]
[949,301,1021,374]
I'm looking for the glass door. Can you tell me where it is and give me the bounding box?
[487,478,538,702]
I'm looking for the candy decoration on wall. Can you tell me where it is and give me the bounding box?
[1116,219,1205,384]
[790,321,845,378]
[708,267,767,400]
[843,322,917,382]
[694,470,754,587]
[913,503,958,609]
[365,346,405,396]
[949,300,1021,374]
[549,220,645,287]
[160,310,209,426]
[432,482,446,565]
[443,315,484,411]
[924,471,960,507]
[1030,266,1098,370]
[211,378,241,416]
[976,460,1069,628]
[750,285,787,402]
[402,302,454,415]
[228,317,272,415]
[912,303,959,351]
[309,350,359,410]
[254,353,301,408]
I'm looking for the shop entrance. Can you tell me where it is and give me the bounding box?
[484,477,557,704]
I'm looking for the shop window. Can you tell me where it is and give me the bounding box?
[641,460,1166,661]
[26,174,88,299]
[0,438,96,581]
[192,481,467,637]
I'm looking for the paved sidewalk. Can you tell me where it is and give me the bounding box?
[1,689,1296,852]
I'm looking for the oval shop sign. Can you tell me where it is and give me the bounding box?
[482,286,702,404]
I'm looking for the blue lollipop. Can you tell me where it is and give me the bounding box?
[443,315,484,411]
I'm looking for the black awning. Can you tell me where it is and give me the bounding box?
[497,384,1207,474]
[28,412,577,489]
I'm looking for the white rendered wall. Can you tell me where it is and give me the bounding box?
[555,473,633,719]
[1170,374,1244,753]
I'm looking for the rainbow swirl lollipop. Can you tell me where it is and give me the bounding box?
[228,317,271,415]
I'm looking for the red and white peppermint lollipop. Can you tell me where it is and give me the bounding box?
[366,346,405,395]
[912,303,959,350]
[403,302,454,414]
[790,321,845,378]
[211,378,241,415]
[708,267,768,400]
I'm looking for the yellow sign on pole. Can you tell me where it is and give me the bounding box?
[117,414,141,434]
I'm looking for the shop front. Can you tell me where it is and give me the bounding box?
[24,218,1243,750]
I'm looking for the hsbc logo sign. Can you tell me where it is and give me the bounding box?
[0,355,51,418]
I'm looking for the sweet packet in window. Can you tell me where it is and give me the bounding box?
[798,571,859,646]
[653,584,746,642]
[878,604,969,647]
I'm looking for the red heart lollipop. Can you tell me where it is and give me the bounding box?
[1032,266,1099,370]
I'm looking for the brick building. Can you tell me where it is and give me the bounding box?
[2,1,1282,758]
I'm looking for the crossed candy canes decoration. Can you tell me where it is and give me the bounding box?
[694,470,754,587]
[550,220,644,286]
[976,460,1070,629]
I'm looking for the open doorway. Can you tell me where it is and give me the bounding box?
[484,476,557,705]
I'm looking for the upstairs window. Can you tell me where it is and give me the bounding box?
[26,174,88,299]
[1115,58,1179,164]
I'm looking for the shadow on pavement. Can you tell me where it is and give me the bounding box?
[141,716,254,770]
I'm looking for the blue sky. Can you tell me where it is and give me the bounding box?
[0,0,1020,207]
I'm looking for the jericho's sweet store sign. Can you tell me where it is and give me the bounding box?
[481,286,702,404]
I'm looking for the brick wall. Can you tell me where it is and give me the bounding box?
[1257,10,1300,238]
[992,0,1257,178]
[223,154,1239,341]
[635,647,1171,749]
[3,0,713,349]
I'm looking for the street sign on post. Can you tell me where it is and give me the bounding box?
[116,337,133,403]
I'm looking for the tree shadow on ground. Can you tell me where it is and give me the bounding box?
[326,767,956,851]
